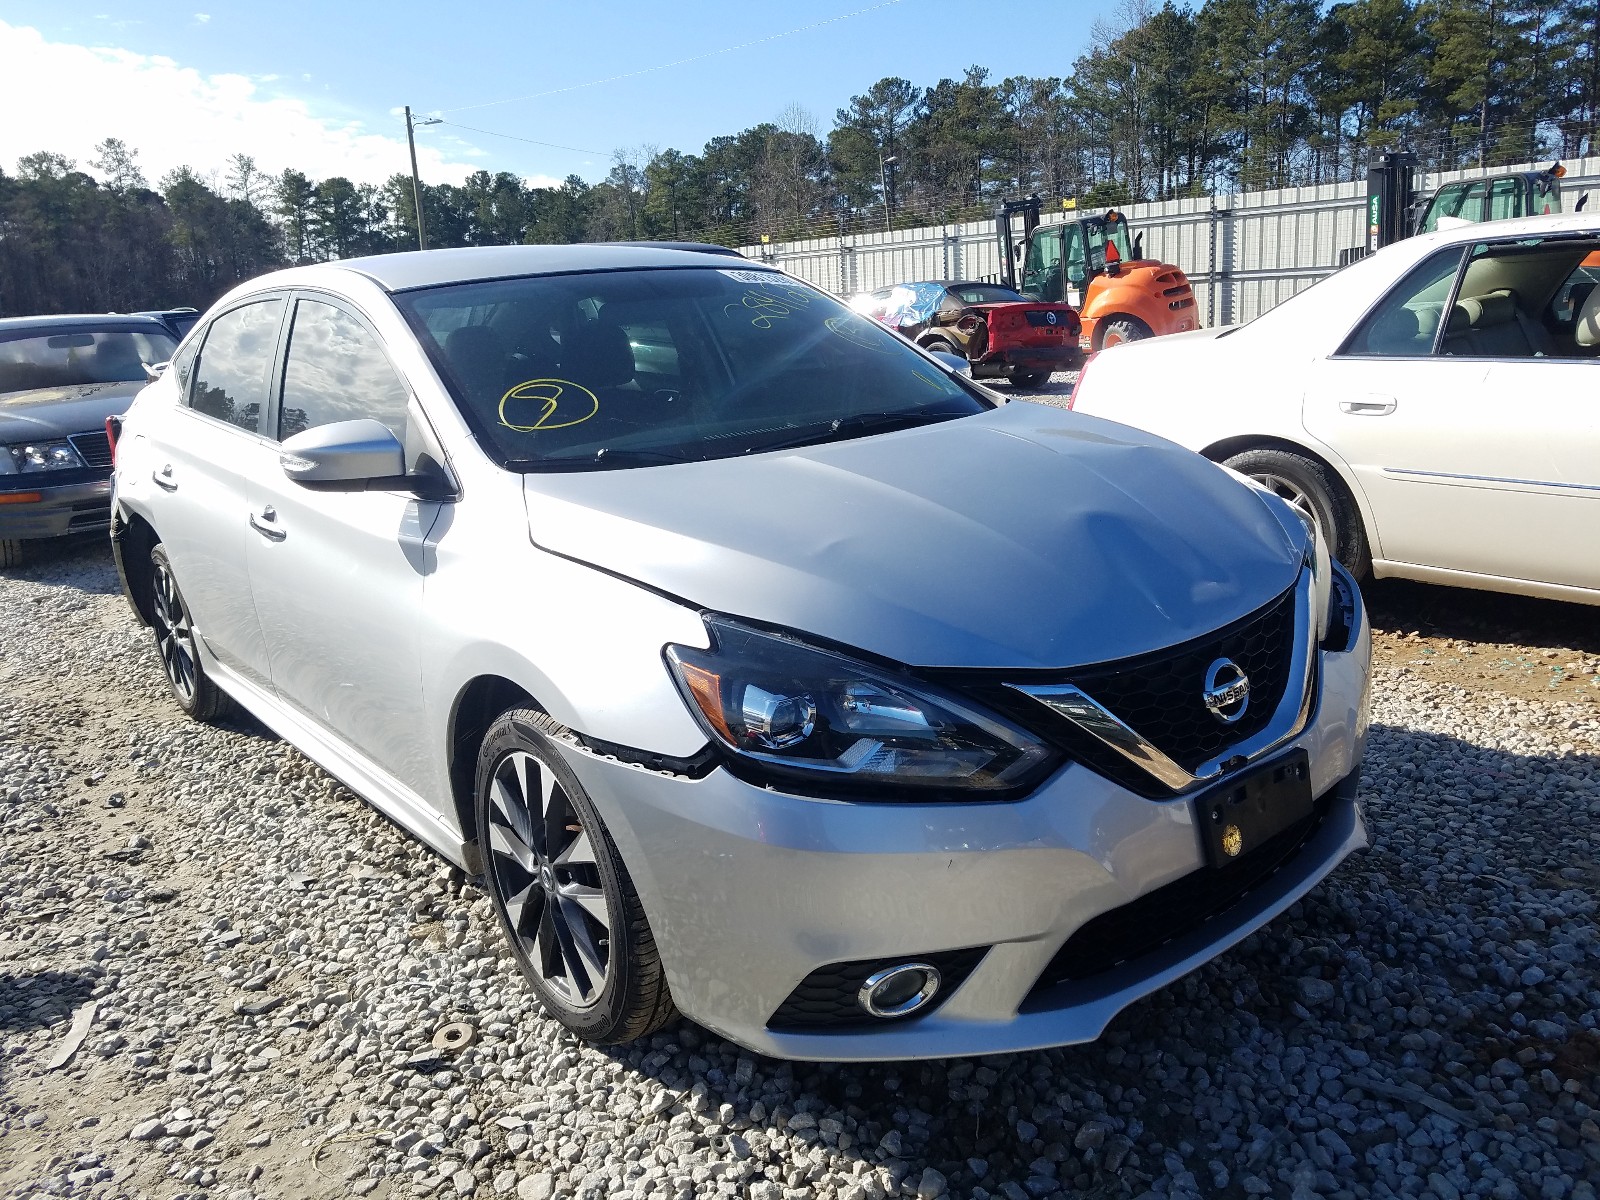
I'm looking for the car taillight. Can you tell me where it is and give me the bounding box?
[1067,357,1093,410]
[106,415,123,465]
[957,315,980,334]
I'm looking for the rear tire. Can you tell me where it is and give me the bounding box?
[0,539,21,568]
[921,337,959,357]
[149,544,232,721]
[1095,316,1152,351]
[1223,447,1371,579]
[476,708,676,1045]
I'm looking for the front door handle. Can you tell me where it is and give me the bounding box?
[1339,397,1397,416]
[248,506,286,542]
[152,465,178,492]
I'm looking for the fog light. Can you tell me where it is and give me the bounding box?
[857,963,941,1019]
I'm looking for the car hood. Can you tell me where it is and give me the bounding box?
[0,381,144,440]
[521,402,1303,670]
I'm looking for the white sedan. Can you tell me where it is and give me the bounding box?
[1070,212,1600,606]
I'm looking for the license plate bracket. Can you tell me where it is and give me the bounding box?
[1195,750,1314,868]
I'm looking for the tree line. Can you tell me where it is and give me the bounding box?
[2,0,1595,316]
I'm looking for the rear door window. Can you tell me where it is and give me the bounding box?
[190,299,286,434]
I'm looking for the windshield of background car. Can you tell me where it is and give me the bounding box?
[0,328,177,395]
[396,268,989,470]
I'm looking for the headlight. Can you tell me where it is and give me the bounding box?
[665,619,1057,799]
[5,440,87,473]
[1290,506,1333,646]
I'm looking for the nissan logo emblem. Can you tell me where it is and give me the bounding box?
[1045,311,1057,325]
[1202,658,1250,724]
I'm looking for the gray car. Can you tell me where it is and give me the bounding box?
[1,315,179,567]
[110,245,1371,1060]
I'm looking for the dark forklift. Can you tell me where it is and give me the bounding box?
[1360,152,1578,257]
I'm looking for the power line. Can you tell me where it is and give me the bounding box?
[433,120,605,157]
[435,0,905,116]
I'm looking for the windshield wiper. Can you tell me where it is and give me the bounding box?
[742,408,971,456]
[525,447,702,472]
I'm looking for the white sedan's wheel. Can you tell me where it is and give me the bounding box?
[1224,447,1371,579]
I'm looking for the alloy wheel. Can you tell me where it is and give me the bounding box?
[152,559,197,704]
[1252,471,1318,527]
[485,749,612,1009]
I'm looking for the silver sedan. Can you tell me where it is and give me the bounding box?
[110,245,1371,1059]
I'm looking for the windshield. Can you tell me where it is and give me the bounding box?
[0,327,177,394]
[396,267,989,471]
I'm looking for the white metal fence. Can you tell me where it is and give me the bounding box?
[739,155,1600,327]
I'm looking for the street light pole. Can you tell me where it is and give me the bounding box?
[405,106,441,252]
[879,153,898,233]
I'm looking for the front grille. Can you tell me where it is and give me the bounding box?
[1022,795,1329,1004]
[68,430,113,468]
[768,947,987,1030]
[1064,586,1297,775]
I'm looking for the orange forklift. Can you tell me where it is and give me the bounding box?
[995,195,1198,351]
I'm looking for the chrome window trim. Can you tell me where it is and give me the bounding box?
[1005,571,1317,794]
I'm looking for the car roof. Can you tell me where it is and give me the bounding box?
[265,244,771,294]
[0,313,176,333]
[1407,210,1600,249]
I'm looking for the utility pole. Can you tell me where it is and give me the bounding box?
[405,106,441,252]
[879,153,898,233]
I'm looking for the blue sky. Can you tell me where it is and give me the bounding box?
[1,1,1104,188]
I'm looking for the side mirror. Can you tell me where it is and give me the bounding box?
[928,350,970,376]
[279,418,405,489]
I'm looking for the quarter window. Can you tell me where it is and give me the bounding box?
[279,300,409,442]
[190,299,285,434]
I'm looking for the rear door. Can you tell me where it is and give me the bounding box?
[143,296,287,690]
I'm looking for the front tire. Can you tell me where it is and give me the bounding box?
[0,539,21,568]
[1223,447,1371,578]
[1095,316,1152,351]
[475,709,675,1045]
[149,544,232,721]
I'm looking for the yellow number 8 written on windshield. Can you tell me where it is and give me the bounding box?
[498,379,600,432]
[722,285,814,330]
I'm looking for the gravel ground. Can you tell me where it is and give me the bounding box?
[3,524,1599,1200]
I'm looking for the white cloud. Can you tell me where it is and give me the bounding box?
[193,12,210,23]
[0,20,486,189]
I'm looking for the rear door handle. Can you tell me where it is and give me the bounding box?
[1339,398,1396,416]
[152,465,178,491]
[248,506,286,542]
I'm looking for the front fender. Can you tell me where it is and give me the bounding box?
[422,543,712,764]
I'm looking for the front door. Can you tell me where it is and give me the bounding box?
[243,294,445,797]
[1305,236,1600,590]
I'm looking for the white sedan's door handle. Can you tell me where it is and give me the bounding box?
[1339,397,1396,416]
